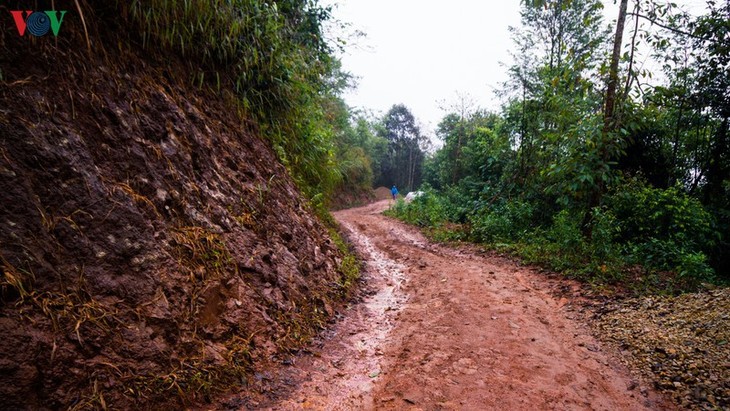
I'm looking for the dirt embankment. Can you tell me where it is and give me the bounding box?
[329,187,376,211]
[0,17,350,410]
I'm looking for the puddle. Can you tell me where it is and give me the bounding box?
[324,219,408,406]
[262,218,408,410]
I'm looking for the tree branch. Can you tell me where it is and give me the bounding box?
[626,12,711,42]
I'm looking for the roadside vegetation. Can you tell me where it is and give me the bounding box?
[386,0,729,294]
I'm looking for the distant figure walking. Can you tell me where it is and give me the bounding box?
[391,185,398,200]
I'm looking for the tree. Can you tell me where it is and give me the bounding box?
[690,1,730,204]
[580,0,629,235]
[376,105,426,191]
[437,93,477,185]
[390,0,729,284]
[502,0,610,206]
[604,0,629,133]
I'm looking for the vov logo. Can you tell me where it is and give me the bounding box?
[10,10,67,37]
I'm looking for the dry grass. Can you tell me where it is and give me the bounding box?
[171,226,234,283]
[1,258,33,302]
[110,182,161,218]
[6,267,117,346]
[233,211,256,228]
[119,336,253,406]
[32,288,115,345]
[272,294,330,353]
[2,259,119,407]
[36,205,92,234]
[68,380,109,411]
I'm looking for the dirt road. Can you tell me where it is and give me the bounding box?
[221,200,672,410]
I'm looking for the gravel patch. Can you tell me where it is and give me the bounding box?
[594,288,730,410]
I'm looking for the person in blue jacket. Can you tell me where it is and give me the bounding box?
[391,185,398,200]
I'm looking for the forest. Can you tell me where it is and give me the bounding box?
[331,0,730,292]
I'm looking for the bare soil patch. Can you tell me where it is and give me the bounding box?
[215,200,674,410]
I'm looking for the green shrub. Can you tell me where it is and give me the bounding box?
[387,179,718,291]
[606,179,717,284]
[469,200,536,243]
[607,180,716,251]
[676,251,714,283]
[508,208,624,282]
[624,239,715,286]
[587,207,621,260]
[546,209,584,250]
[385,191,449,228]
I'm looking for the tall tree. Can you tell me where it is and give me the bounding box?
[437,93,477,185]
[581,0,629,235]
[504,0,610,204]
[691,1,730,204]
[604,0,629,133]
[377,105,426,191]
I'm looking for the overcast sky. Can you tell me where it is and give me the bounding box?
[323,0,709,140]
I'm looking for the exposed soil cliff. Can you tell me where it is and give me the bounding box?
[0,12,353,410]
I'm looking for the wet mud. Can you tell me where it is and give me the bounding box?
[218,200,674,410]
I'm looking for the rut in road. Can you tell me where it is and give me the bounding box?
[236,200,672,410]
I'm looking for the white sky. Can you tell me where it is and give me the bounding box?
[324,0,709,139]
[325,0,522,139]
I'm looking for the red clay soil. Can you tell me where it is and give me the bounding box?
[0,27,349,409]
[373,187,393,201]
[329,187,376,211]
[213,200,675,410]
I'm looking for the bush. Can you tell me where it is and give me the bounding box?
[469,200,536,243]
[440,178,486,223]
[387,178,719,291]
[607,180,716,251]
[607,179,717,285]
[514,208,622,282]
[385,191,448,227]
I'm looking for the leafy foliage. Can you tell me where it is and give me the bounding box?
[389,0,728,292]
[374,105,427,192]
[470,200,536,244]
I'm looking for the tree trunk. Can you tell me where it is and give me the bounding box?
[583,0,629,237]
[705,116,729,204]
[604,0,629,133]
[407,147,411,191]
[520,84,527,180]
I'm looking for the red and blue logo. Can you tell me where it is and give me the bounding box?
[10,10,67,37]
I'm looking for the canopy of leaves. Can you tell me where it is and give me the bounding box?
[374,104,427,192]
[391,0,729,290]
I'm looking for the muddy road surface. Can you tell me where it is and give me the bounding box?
[218,200,672,410]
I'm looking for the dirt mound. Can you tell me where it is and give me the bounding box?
[374,186,393,200]
[0,21,351,410]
